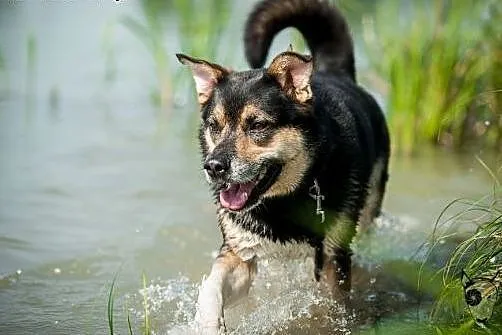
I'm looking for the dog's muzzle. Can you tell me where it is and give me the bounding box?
[204,158,229,180]
[203,150,282,211]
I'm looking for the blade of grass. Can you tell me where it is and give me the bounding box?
[107,270,121,335]
[127,311,134,335]
[142,272,151,335]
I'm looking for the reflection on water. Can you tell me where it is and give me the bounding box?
[0,1,498,334]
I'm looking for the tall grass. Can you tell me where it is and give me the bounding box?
[25,33,37,120]
[107,271,119,335]
[0,46,7,99]
[121,0,232,111]
[107,271,151,335]
[362,0,501,155]
[483,3,502,151]
[174,0,231,60]
[141,273,151,335]
[422,181,502,331]
[172,0,232,122]
[101,20,117,85]
[121,0,173,109]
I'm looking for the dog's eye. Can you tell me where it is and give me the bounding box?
[248,120,269,132]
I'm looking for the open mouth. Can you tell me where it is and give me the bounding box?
[219,165,281,211]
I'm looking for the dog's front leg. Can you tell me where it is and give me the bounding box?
[321,217,357,300]
[195,250,257,334]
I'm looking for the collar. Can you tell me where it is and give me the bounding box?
[308,178,325,223]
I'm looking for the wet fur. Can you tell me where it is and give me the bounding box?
[179,0,390,332]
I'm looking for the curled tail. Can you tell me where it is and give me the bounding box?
[244,0,355,80]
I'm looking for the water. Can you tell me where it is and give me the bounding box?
[0,1,497,334]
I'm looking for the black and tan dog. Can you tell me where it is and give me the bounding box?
[177,0,390,332]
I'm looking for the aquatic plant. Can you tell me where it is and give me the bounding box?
[107,272,152,335]
[359,196,501,334]
[25,33,37,120]
[359,162,502,334]
[434,199,502,325]
[0,47,4,72]
[107,272,119,335]
[174,0,231,60]
[423,179,502,332]
[482,2,502,151]
[361,0,501,155]
[172,0,233,117]
[0,46,7,99]
[121,0,172,109]
[121,0,233,111]
[101,20,118,85]
[141,273,152,335]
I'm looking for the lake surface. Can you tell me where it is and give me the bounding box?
[0,1,497,334]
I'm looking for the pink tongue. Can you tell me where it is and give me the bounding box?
[219,182,255,210]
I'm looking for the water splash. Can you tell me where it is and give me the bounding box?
[133,213,432,334]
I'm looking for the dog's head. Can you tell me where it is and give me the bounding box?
[177,51,316,212]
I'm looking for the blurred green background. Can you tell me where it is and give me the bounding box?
[0,0,500,334]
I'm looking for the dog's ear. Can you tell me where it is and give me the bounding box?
[176,54,229,104]
[267,51,313,103]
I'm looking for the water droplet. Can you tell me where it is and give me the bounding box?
[365,293,377,302]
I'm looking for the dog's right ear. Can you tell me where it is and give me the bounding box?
[176,54,229,105]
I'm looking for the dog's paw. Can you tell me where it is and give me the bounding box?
[195,279,226,334]
[194,315,226,335]
[195,276,225,326]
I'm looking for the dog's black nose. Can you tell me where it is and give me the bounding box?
[204,159,228,178]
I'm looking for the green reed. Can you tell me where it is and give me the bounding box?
[0,46,7,100]
[422,177,502,332]
[107,271,119,335]
[120,0,232,111]
[363,197,502,334]
[101,20,117,85]
[361,0,501,155]
[0,47,4,72]
[173,0,233,119]
[141,273,151,335]
[483,3,502,151]
[107,271,152,335]
[25,33,37,120]
[360,163,502,334]
[174,0,231,60]
[121,0,172,109]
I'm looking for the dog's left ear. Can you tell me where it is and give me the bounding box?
[267,51,313,103]
[176,53,229,104]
